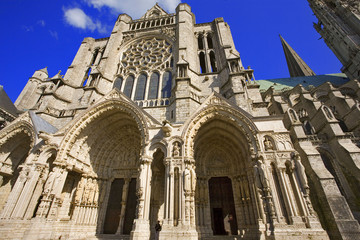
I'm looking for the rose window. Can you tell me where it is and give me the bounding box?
[121,38,172,71]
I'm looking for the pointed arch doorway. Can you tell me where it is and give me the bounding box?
[209,177,237,235]
[193,117,259,239]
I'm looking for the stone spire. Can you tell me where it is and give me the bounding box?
[39,67,48,75]
[280,35,316,78]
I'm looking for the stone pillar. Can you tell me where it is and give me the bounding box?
[45,165,68,220]
[203,177,212,234]
[164,160,170,220]
[97,179,111,234]
[169,167,174,225]
[11,164,44,218]
[24,167,48,219]
[183,167,191,225]
[277,168,295,222]
[287,167,307,217]
[254,159,275,232]
[233,176,245,235]
[0,166,30,218]
[182,160,198,239]
[117,177,130,234]
[131,157,152,240]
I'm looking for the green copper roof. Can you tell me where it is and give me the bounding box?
[257,73,349,92]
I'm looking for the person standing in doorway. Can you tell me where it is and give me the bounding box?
[155,220,162,240]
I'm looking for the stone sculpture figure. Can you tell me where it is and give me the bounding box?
[264,138,274,151]
[293,153,309,189]
[184,167,191,192]
[75,178,85,203]
[172,142,180,157]
[256,160,269,189]
[44,171,55,195]
[190,168,196,192]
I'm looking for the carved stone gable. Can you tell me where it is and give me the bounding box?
[141,4,169,19]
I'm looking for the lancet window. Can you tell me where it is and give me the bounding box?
[197,32,218,74]
[115,37,173,106]
[135,74,148,100]
[123,75,135,98]
[148,72,160,99]
[113,77,123,90]
[161,71,172,98]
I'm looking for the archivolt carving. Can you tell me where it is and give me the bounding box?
[148,138,168,156]
[57,99,149,167]
[0,120,35,148]
[182,105,259,158]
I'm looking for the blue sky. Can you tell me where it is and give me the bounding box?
[0,0,341,102]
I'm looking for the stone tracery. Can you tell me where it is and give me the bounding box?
[121,37,172,72]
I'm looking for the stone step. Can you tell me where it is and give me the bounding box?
[88,234,130,240]
[202,236,243,240]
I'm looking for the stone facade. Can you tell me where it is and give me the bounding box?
[308,0,360,80]
[0,3,359,240]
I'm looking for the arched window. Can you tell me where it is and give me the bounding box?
[135,74,147,100]
[162,71,172,98]
[303,120,314,135]
[209,51,217,72]
[148,73,160,99]
[91,49,99,65]
[123,75,134,98]
[82,68,91,86]
[207,35,213,49]
[199,52,207,73]
[170,58,174,68]
[113,77,123,90]
[198,35,204,50]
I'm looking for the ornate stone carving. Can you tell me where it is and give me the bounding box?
[184,167,191,193]
[172,141,181,157]
[264,137,274,151]
[120,37,172,72]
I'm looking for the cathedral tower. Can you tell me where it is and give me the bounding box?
[1,3,359,240]
[308,0,360,79]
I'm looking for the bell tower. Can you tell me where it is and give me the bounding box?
[308,0,360,79]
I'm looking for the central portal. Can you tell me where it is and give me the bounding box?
[209,177,238,235]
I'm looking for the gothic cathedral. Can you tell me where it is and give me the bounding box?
[0,2,359,240]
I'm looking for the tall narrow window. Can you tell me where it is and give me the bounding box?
[209,51,217,72]
[123,75,134,98]
[161,71,172,98]
[207,35,213,49]
[199,52,207,73]
[113,77,123,90]
[91,49,99,65]
[170,58,174,68]
[198,35,204,50]
[148,73,159,99]
[82,68,91,86]
[303,121,314,135]
[135,74,147,100]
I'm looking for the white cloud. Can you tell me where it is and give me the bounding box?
[37,20,46,27]
[49,30,58,40]
[22,25,34,32]
[84,0,181,19]
[63,7,107,33]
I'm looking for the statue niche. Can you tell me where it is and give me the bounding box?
[172,141,181,157]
